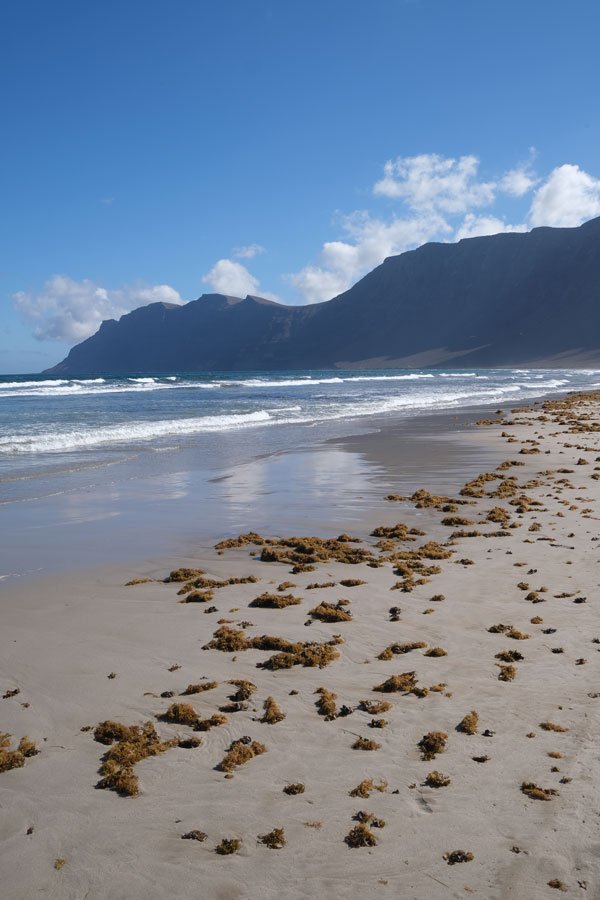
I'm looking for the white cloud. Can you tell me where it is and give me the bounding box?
[529,163,600,227]
[202,258,279,302]
[499,165,538,197]
[455,214,527,240]
[288,152,600,304]
[373,153,496,213]
[13,276,182,342]
[233,243,265,259]
[202,258,259,296]
[20,154,600,332]
[288,210,449,303]
[290,153,535,303]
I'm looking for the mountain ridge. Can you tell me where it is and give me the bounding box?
[45,217,600,373]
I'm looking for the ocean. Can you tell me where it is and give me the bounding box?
[1,367,599,578]
[2,367,597,456]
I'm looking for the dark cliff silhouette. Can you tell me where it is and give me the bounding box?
[46,217,600,373]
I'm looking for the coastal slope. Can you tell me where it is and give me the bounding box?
[46,217,600,373]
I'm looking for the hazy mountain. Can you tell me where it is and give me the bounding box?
[46,217,600,373]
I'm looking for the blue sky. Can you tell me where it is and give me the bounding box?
[2,0,600,372]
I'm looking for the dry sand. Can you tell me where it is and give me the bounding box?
[2,391,600,899]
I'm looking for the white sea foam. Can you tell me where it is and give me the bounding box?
[0,370,575,400]
[227,377,344,387]
[0,410,273,453]
[0,372,578,455]
[226,373,436,387]
[0,379,70,389]
[0,382,180,398]
[0,378,107,390]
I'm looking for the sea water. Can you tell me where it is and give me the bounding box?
[1,368,598,577]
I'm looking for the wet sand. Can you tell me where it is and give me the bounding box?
[0,405,503,580]
[2,394,600,898]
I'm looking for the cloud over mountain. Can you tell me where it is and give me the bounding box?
[13,277,182,342]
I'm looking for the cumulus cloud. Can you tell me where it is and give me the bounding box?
[373,153,496,213]
[126,157,600,313]
[455,214,527,241]
[202,258,259,296]
[202,258,279,302]
[233,243,265,259]
[291,153,525,303]
[290,153,521,303]
[13,276,182,342]
[529,163,600,227]
[499,164,538,197]
[20,155,600,329]
[288,210,449,303]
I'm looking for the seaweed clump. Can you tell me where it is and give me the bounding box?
[377,642,427,660]
[181,681,218,695]
[309,600,352,623]
[217,532,374,570]
[373,672,418,693]
[521,781,558,801]
[179,589,214,603]
[259,641,341,671]
[165,568,206,582]
[498,664,517,681]
[441,516,474,527]
[283,782,305,795]
[215,838,241,855]
[387,488,467,511]
[258,828,286,849]
[495,650,524,662]
[444,850,474,865]
[249,592,301,609]
[358,699,392,715]
[0,733,38,774]
[371,522,425,541]
[228,679,257,702]
[349,778,388,798]
[486,507,511,527]
[315,687,338,720]
[215,532,264,551]
[217,737,267,773]
[203,626,341,669]
[344,823,378,848]
[159,703,227,732]
[457,711,479,735]
[261,696,286,724]
[93,720,177,796]
[425,770,451,787]
[424,646,447,657]
[418,731,448,760]
[352,736,381,751]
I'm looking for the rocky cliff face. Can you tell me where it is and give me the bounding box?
[46,217,600,373]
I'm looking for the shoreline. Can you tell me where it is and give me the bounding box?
[2,389,600,898]
[0,392,556,585]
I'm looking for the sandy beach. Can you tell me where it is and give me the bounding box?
[2,391,600,899]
